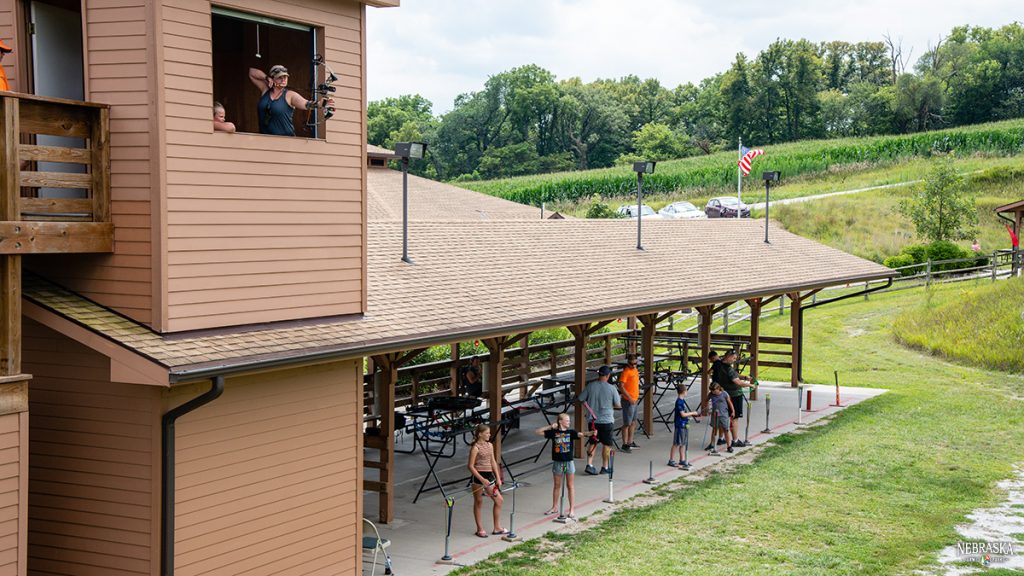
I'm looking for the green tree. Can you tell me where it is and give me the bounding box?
[899,158,977,242]
[625,122,688,161]
[720,53,755,145]
[366,94,434,147]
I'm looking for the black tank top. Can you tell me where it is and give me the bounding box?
[257,88,295,136]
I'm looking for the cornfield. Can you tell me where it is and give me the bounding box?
[461,119,1024,206]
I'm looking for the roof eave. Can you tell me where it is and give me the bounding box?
[168,268,895,384]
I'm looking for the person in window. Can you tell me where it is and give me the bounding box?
[212,102,236,133]
[248,64,332,136]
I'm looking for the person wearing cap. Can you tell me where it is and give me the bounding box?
[716,350,754,448]
[248,64,333,136]
[0,38,14,92]
[577,365,620,475]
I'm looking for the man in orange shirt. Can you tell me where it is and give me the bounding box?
[618,354,641,452]
[0,39,12,91]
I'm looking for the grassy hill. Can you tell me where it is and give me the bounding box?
[766,163,1023,263]
[461,119,1024,207]
[894,276,1024,373]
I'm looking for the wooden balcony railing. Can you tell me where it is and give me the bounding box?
[0,90,112,254]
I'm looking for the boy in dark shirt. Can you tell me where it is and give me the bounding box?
[535,413,595,519]
[669,382,700,469]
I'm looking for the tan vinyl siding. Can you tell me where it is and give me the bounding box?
[161,0,366,332]
[0,412,27,576]
[26,0,156,327]
[0,3,19,91]
[23,319,160,576]
[171,360,362,576]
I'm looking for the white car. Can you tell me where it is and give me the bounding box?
[616,204,664,219]
[658,201,707,220]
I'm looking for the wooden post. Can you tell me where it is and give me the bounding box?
[370,353,399,524]
[746,298,762,400]
[603,333,612,365]
[368,348,424,524]
[637,314,656,436]
[89,106,111,223]
[482,339,507,460]
[789,293,803,388]
[698,306,713,406]
[568,325,588,458]
[626,317,637,355]
[449,343,460,396]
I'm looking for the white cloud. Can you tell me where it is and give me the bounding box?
[366,0,1020,114]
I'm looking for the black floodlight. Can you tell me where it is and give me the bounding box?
[762,171,780,182]
[394,141,427,159]
[633,161,656,174]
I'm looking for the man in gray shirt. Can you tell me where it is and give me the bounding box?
[578,366,621,475]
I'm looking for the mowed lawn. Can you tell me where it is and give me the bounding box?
[453,281,1024,575]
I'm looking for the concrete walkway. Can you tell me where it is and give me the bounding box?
[362,380,886,575]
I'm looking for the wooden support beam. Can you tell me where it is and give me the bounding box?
[368,352,401,524]
[449,343,460,396]
[698,306,713,407]
[482,337,510,461]
[746,298,762,400]
[711,301,736,315]
[90,106,111,223]
[626,317,637,355]
[653,309,679,326]
[637,314,656,436]
[568,324,589,457]
[0,256,20,376]
[0,221,113,254]
[789,293,803,388]
[584,320,613,336]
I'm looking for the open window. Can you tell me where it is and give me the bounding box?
[211,7,325,138]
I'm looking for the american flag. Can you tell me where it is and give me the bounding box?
[739,145,764,176]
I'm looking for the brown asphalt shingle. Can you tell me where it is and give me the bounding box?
[24,219,894,381]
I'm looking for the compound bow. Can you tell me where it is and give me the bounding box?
[305,53,339,136]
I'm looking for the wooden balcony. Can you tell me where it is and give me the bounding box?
[0,91,112,254]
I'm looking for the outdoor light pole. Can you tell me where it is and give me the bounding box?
[633,161,656,250]
[394,142,427,264]
[762,171,780,244]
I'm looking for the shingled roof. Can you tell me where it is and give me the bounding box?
[367,168,544,221]
[24,219,894,383]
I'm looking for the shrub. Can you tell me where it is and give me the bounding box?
[926,240,970,271]
[883,254,916,275]
[585,195,622,219]
[902,244,929,264]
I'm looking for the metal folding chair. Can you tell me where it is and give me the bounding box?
[362,517,394,575]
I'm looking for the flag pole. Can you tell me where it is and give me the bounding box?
[737,137,742,219]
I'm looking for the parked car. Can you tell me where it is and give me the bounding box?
[705,196,751,218]
[658,201,707,220]
[616,204,664,219]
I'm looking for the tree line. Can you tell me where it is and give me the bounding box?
[367,23,1024,182]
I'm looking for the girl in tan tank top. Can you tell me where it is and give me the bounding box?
[468,424,505,537]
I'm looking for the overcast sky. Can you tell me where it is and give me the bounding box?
[366,1,1019,114]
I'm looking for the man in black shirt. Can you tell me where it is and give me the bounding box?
[716,350,754,447]
[460,356,483,398]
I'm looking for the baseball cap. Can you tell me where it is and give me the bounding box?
[0,39,13,53]
[598,366,612,376]
[269,65,289,78]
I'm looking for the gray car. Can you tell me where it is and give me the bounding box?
[704,196,751,218]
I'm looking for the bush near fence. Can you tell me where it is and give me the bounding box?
[462,119,1024,206]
